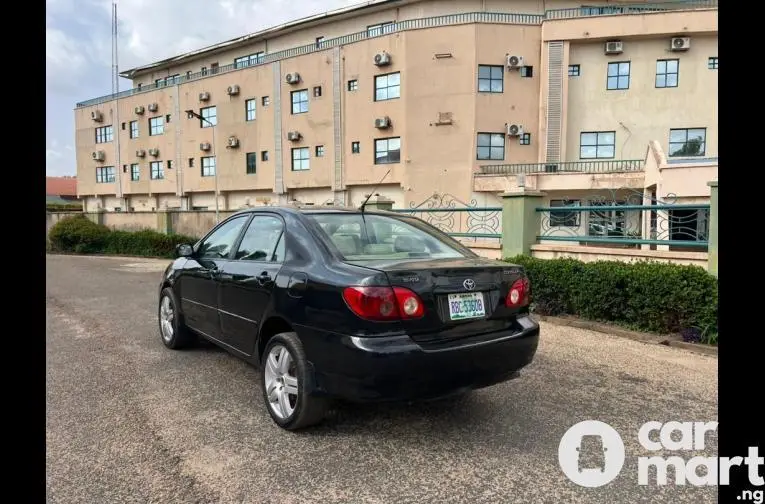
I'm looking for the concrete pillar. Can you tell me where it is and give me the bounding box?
[157,210,173,235]
[364,195,394,211]
[707,181,718,277]
[500,190,545,259]
[85,211,105,226]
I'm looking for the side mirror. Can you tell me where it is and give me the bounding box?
[176,243,194,258]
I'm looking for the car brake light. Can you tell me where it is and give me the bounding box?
[342,286,425,321]
[505,277,530,308]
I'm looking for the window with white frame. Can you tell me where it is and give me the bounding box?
[201,156,216,177]
[292,147,310,171]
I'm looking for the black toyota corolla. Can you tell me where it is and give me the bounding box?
[158,206,540,430]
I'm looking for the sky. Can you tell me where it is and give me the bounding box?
[46,0,361,177]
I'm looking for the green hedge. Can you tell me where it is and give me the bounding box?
[48,215,198,259]
[506,255,718,342]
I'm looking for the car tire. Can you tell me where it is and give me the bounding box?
[158,287,195,350]
[260,332,328,430]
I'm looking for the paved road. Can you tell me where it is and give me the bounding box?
[46,255,718,504]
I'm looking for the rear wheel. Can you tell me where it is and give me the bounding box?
[261,332,328,430]
[158,287,195,349]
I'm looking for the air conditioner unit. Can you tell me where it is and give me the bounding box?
[136,149,146,158]
[287,131,302,141]
[199,142,211,151]
[91,151,105,161]
[199,91,210,101]
[285,73,301,84]
[134,105,145,115]
[506,55,524,69]
[605,41,623,55]
[227,136,240,148]
[91,110,103,122]
[147,103,159,112]
[373,52,391,66]
[506,123,524,137]
[148,148,160,157]
[227,85,240,96]
[374,116,391,129]
[670,37,691,51]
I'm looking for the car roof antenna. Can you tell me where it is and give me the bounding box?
[359,169,391,214]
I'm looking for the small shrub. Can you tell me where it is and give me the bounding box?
[104,229,198,258]
[48,215,110,254]
[506,255,718,339]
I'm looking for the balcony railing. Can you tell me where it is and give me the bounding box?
[546,0,717,19]
[75,0,716,108]
[478,160,645,175]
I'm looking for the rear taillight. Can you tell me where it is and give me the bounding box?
[342,286,425,321]
[505,277,530,308]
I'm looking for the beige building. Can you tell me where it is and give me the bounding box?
[74,0,718,214]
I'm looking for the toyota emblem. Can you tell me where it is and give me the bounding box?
[463,279,476,291]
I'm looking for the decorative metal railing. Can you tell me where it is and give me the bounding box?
[391,193,502,241]
[535,188,710,249]
[75,0,716,108]
[478,159,644,175]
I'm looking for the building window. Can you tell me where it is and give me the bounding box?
[95,166,115,183]
[708,57,718,70]
[519,133,531,146]
[200,106,217,127]
[130,163,140,181]
[210,62,219,74]
[261,151,269,161]
[292,147,310,171]
[313,86,322,98]
[520,66,533,78]
[580,131,616,159]
[188,158,194,167]
[374,72,400,101]
[352,141,360,154]
[348,79,358,91]
[246,152,257,174]
[374,137,400,165]
[201,66,207,76]
[550,200,581,227]
[95,125,113,144]
[607,62,630,90]
[245,99,256,121]
[568,64,580,77]
[167,160,173,170]
[476,133,505,161]
[669,128,706,157]
[186,71,191,79]
[316,36,325,47]
[262,96,270,107]
[150,161,164,180]
[234,52,265,69]
[367,21,394,37]
[149,116,164,136]
[315,145,325,157]
[291,90,309,114]
[656,59,679,88]
[129,120,139,139]
[478,65,504,93]
[201,156,216,177]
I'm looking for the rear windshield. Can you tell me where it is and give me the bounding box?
[305,213,470,261]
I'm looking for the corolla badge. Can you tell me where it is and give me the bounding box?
[463,279,476,291]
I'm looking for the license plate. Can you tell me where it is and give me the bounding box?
[447,292,486,321]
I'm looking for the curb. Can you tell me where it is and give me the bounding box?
[534,314,718,357]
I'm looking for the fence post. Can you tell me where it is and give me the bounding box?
[707,181,718,277]
[157,210,173,235]
[500,189,545,259]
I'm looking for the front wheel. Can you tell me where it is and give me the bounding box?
[158,287,195,349]
[261,332,328,430]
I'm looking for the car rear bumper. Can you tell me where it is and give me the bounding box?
[298,315,540,403]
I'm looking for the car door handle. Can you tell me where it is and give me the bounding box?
[255,272,272,285]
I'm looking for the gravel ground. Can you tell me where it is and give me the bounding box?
[46,254,718,504]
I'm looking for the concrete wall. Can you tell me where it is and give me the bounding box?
[531,243,708,268]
